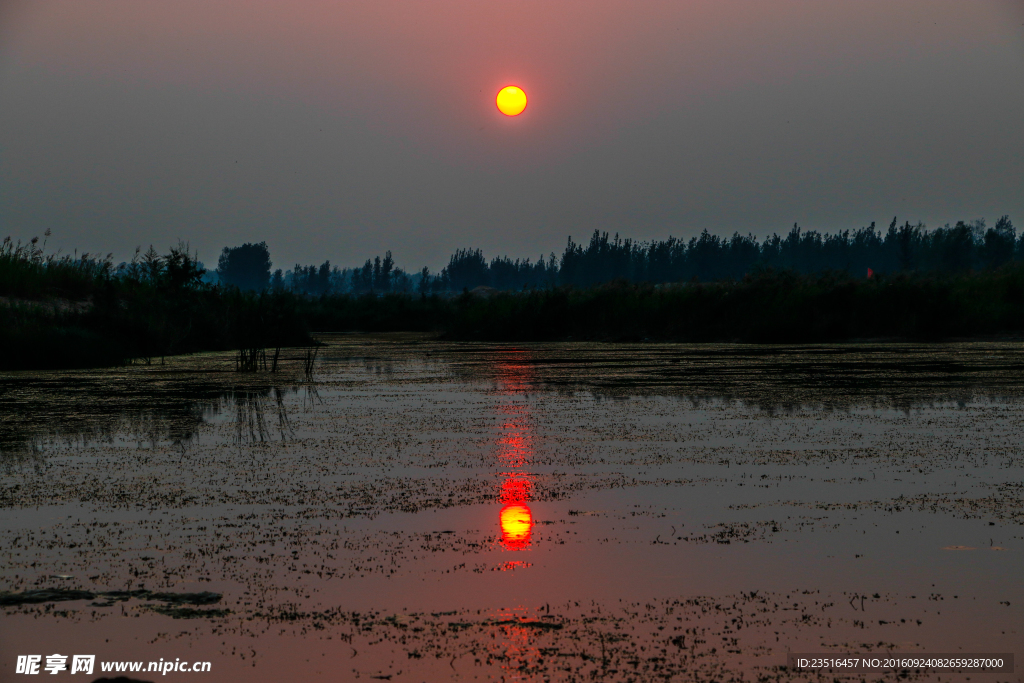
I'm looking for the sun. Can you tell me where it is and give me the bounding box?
[496,86,527,116]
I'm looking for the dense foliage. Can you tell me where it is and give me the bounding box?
[276,216,1020,295]
[3,217,1023,369]
[436,268,1024,342]
[217,242,272,291]
[1,236,308,369]
[447,217,1019,291]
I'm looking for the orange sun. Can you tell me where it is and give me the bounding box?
[496,86,527,116]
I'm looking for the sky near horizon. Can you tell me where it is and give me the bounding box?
[1,1,1022,272]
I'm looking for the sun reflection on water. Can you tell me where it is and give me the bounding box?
[494,352,535,552]
[499,502,533,550]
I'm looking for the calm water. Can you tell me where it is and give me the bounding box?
[1,336,1021,682]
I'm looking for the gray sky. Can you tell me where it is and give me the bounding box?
[1,0,1022,272]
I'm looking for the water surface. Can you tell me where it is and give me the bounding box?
[1,337,1021,681]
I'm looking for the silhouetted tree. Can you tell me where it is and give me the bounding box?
[934,222,975,271]
[887,220,922,271]
[980,215,1016,269]
[391,268,412,293]
[417,266,432,296]
[162,242,205,290]
[217,242,271,291]
[378,251,394,291]
[355,259,373,293]
[324,213,1020,296]
[442,248,489,290]
[291,260,332,296]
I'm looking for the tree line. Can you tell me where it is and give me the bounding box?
[1,234,308,369]
[4,216,1024,369]
[214,216,1019,295]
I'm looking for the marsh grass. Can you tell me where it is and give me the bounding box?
[0,232,112,300]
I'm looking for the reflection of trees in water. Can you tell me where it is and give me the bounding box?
[0,373,318,464]
[361,359,396,377]
[1,442,46,475]
[441,343,1024,411]
[301,383,321,410]
[229,387,297,444]
[0,375,218,465]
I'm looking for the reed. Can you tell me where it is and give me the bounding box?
[302,344,319,379]
[235,347,267,372]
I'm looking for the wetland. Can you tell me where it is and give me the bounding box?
[1,336,1021,682]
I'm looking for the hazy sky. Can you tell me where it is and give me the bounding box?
[1,1,1022,271]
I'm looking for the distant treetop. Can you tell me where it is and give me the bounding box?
[217,242,271,292]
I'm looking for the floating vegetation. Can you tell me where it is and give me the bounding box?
[0,589,222,607]
[145,605,231,619]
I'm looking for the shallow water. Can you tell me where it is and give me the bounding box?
[1,336,1021,682]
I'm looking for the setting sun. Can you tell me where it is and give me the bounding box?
[496,86,527,116]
